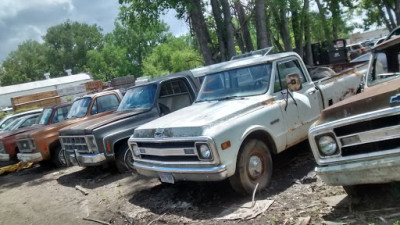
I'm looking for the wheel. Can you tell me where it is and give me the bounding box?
[343,185,367,198]
[115,143,135,173]
[229,139,273,195]
[51,146,67,168]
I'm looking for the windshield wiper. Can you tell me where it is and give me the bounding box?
[214,96,245,101]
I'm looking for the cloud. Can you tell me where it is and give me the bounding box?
[0,0,189,62]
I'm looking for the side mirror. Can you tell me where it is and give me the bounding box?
[286,73,302,92]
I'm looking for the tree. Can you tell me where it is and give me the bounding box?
[85,44,130,81]
[0,40,48,86]
[142,36,203,78]
[254,0,269,49]
[359,0,400,31]
[43,20,104,77]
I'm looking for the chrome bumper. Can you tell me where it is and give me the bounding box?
[17,152,43,162]
[134,161,228,182]
[316,155,400,186]
[0,153,10,161]
[66,150,106,167]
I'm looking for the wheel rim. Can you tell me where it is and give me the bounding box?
[247,153,264,180]
[124,149,134,169]
[58,149,66,165]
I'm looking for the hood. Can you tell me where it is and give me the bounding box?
[59,109,149,135]
[0,125,43,140]
[135,97,265,138]
[318,78,400,124]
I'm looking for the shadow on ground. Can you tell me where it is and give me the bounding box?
[323,183,400,224]
[126,141,315,221]
[57,166,133,189]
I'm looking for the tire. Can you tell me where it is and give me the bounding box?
[51,146,67,168]
[115,143,135,173]
[343,185,366,198]
[229,139,273,195]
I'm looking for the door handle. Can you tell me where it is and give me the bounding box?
[307,88,317,95]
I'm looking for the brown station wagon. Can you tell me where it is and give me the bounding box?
[16,90,122,167]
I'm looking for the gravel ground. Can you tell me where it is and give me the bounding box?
[1,142,400,225]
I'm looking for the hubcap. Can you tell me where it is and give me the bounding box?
[248,155,263,179]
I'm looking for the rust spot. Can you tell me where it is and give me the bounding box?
[289,127,295,132]
[261,99,275,106]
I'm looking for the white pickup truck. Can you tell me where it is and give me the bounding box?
[128,50,366,195]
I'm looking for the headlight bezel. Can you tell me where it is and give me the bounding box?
[130,143,141,158]
[85,135,98,153]
[316,133,340,157]
[195,142,213,161]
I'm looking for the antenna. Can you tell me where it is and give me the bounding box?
[230,47,274,60]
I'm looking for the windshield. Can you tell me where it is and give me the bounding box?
[368,52,399,86]
[117,83,157,111]
[67,97,91,119]
[196,63,272,102]
[38,108,53,125]
[0,116,17,129]
[3,117,23,131]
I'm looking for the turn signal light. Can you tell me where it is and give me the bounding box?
[106,140,111,152]
[221,141,231,150]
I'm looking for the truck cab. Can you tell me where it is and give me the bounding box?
[59,71,199,172]
[128,51,364,195]
[16,90,122,167]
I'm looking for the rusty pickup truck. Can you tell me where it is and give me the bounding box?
[308,36,400,194]
[59,71,200,172]
[128,50,367,195]
[16,90,122,167]
[0,103,71,163]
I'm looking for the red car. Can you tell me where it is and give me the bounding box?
[0,102,72,163]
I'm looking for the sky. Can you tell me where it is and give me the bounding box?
[0,0,189,62]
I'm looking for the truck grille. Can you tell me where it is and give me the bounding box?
[60,136,90,153]
[334,114,400,157]
[17,139,35,153]
[134,141,200,162]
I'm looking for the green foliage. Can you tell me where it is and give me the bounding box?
[85,44,130,81]
[142,36,204,78]
[0,40,48,86]
[43,20,104,77]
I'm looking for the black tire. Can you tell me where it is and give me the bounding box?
[115,143,134,173]
[343,185,367,198]
[229,139,273,195]
[51,146,67,168]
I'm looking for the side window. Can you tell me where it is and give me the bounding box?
[52,106,71,123]
[274,59,307,92]
[158,79,193,114]
[20,117,38,128]
[96,94,119,113]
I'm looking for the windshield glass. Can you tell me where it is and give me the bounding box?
[3,117,23,131]
[368,52,399,86]
[117,83,157,111]
[38,108,53,125]
[67,97,91,118]
[0,116,17,129]
[196,63,272,102]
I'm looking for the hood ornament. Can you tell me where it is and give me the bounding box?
[154,128,165,138]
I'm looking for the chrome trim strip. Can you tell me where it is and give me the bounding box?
[133,161,226,174]
[339,125,400,147]
[140,147,197,156]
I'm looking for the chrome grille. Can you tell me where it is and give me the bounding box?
[17,139,35,153]
[133,141,200,162]
[60,136,90,153]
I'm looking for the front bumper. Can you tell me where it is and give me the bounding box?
[0,153,10,161]
[134,161,228,182]
[17,152,43,162]
[316,155,400,186]
[65,150,106,167]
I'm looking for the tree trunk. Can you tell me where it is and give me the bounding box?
[235,31,246,53]
[290,0,303,57]
[384,4,396,30]
[211,0,226,61]
[395,0,400,26]
[376,1,395,31]
[220,0,236,59]
[234,0,254,52]
[188,0,214,65]
[329,0,340,40]
[304,0,313,65]
[315,0,331,41]
[279,4,292,51]
[255,0,269,49]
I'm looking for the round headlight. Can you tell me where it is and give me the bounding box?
[318,136,337,156]
[132,144,140,157]
[199,144,211,159]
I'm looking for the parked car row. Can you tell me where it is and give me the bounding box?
[2,36,399,196]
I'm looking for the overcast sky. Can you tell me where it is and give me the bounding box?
[0,0,189,62]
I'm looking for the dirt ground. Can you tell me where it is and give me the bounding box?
[1,142,400,225]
